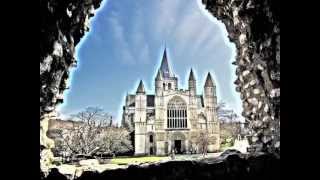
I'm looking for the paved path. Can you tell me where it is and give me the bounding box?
[168,152,222,161]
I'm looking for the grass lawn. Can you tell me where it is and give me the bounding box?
[220,143,234,152]
[110,156,169,165]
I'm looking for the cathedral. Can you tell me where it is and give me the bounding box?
[122,48,220,155]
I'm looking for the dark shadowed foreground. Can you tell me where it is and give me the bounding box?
[43,152,279,180]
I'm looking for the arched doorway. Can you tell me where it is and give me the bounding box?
[148,132,156,155]
[170,131,186,154]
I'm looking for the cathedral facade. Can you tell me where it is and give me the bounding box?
[122,48,220,155]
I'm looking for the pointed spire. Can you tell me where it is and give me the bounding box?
[160,47,173,78]
[155,69,162,81]
[136,80,145,94]
[204,72,215,87]
[188,68,195,81]
[125,92,129,105]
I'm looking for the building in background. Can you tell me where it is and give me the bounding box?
[122,48,220,155]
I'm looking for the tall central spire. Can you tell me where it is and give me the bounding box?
[160,47,173,78]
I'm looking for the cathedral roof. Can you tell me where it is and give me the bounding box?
[204,72,215,87]
[159,48,173,78]
[155,69,162,81]
[127,95,135,107]
[188,68,195,81]
[147,95,155,107]
[197,95,205,108]
[126,94,154,107]
[136,80,146,94]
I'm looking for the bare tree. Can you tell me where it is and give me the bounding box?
[216,102,243,147]
[216,102,240,123]
[196,130,209,157]
[220,122,241,144]
[54,107,132,158]
[96,126,133,156]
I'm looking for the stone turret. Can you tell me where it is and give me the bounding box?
[204,72,219,152]
[136,80,146,94]
[204,72,215,88]
[134,80,147,155]
[156,48,178,91]
[155,70,163,96]
[135,80,147,123]
[204,72,216,122]
[188,68,196,96]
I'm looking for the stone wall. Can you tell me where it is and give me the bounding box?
[40,0,103,173]
[48,119,83,130]
[40,0,102,117]
[202,0,280,154]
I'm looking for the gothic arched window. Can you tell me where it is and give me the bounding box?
[167,96,187,129]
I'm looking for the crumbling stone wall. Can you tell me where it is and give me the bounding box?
[202,0,280,155]
[40,0,102,172]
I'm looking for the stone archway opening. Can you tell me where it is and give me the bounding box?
[147,132,156,155]
[40,0,280,176]
[170,131,187,154]
[200,0,280,155]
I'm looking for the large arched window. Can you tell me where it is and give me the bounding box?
[167,96,187,128]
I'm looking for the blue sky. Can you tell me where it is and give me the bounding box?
[58,0,242,122]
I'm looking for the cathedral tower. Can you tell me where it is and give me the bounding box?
[204,72,220,151]
[155,70,163,96]
[134,80,147,155]
[122,47,221,156]
[188,68,197,129]
[155,48,178,92]
[204,72,216,122]
[188,68,196,96]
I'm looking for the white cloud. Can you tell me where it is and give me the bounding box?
[152,0,185,40]
[165,0,226,61]
[190,25,215,57]
[140,43,150,64]
[106,0,224,66]
[108,11,135,65]
[131,8,151,64]
[107,5,152,65]
[172,6,202,55]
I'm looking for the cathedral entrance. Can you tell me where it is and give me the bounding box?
[170,131,186,154]
[150,147,154,155]
[174,140,182,154]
